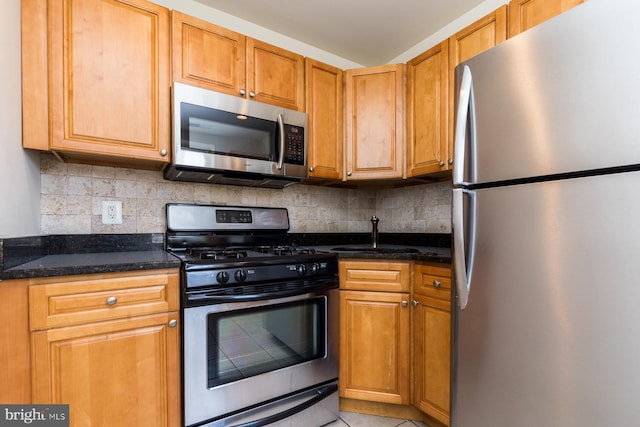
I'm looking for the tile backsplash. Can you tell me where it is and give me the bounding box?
[39,153,452,235]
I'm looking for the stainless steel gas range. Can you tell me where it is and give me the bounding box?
[165,203,339,427]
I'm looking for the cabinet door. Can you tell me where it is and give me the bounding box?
[23,0,171,168]
[508,0,586,38]
[345,64,406,180]
[305,58,344,180]
[448,6,507,166]
[406,40,450,177]
[171,11,246,97]
[340,290,410,404]
[31,312,180,427]
[413,294,451,426]
[246,38,305,111]
[413,263,451,425]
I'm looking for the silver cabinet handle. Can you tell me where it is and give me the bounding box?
[106,296,117,305]
[160,149,167,156]
[433,280,441,288]
[412,300,419,307]
[240,89,246,96]
[401,300,408,308]
[347,171,352,176]
[309,167,315,172]
[249,91,255,97]
[439,161,445,167]
[448,158,454,165]
[168,319,177,328]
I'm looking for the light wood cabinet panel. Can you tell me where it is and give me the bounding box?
[413,263,452,426]
[172,14,304,111]
[508,0,586,38]
[448,6,507,166]
[406,40,450,176]
[29,269,179,330]
[413,294,451,425]
[0,279,31,403]
[29,269,181,427]
[345,64,406,180]
[171,11,246,96]
[22,0,171,169]
[339,260,411,293]
[305,58,344,180]
[247,38,305,111]
[31,312,180,427]
[340,290,411,404]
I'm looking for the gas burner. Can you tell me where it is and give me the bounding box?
[188,248,248,260]
[255,245,317,256]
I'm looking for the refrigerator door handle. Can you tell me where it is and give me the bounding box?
[453,188,475,310]
[453,65,476,187]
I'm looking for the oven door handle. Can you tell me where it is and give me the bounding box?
[231,383,338,427]
[186,282,336,305]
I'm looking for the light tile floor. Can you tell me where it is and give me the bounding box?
[327,411,430,427]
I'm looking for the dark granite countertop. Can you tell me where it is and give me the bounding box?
[0,234,180,280]
[0,232,450,281]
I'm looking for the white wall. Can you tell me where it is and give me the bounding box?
[0,0,41,238]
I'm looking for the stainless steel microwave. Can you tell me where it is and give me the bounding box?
[164,82,308,188]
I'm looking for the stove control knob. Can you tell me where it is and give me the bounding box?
[234,269,247,282]
[310,263,320,274]
[296,264,307,276]
[216,271,230,284]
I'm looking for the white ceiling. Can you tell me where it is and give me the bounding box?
[193,0,487,66]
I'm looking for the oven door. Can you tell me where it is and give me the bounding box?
[183,287,339,427]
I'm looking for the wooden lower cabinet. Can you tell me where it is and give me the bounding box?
[413,263,452,426]
[339,260,452,425]
[28,269,181,427]
[340,289,411,404]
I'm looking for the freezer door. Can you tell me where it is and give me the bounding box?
[454,0,640,186]
[452,170,640,426]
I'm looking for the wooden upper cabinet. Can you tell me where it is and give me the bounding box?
[448,5,507,164]
[305,58,344,180]
[21,0,171,169]
[406,40,450,177]
[247,38,305,111]
[172,12,304,111]
[508,0,586,38]
[344,64,406,180]
[171,11,246,97]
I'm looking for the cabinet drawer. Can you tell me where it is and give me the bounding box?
[414,263,451,301]
[29,269,179,331]
[339,261,410,292]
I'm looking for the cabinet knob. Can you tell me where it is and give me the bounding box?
[347,171,352,176]
[309,167,315,172]
[249,91,255,98]
[401,300,408,307]
[412,300,419,307]
[439,161,445,167]
[240,89,246,96]
[106,296,117,305]
[448,158,454,165]
[433,280,441,288]
[169,319,178,328]
[160,149,167,156]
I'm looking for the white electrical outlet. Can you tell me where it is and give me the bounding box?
[102,201,123,225]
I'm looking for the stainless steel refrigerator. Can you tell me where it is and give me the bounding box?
[451,0,640,425]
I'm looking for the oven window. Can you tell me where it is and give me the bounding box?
[207,297,326,388]
[181,102,275,161]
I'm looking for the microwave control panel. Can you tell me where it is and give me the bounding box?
[283,125,305,165]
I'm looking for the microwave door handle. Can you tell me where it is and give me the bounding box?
[276,113,285,170]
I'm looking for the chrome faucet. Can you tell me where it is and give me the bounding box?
[371,215,379,249]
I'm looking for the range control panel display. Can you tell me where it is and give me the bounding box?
[216,209,252,224]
